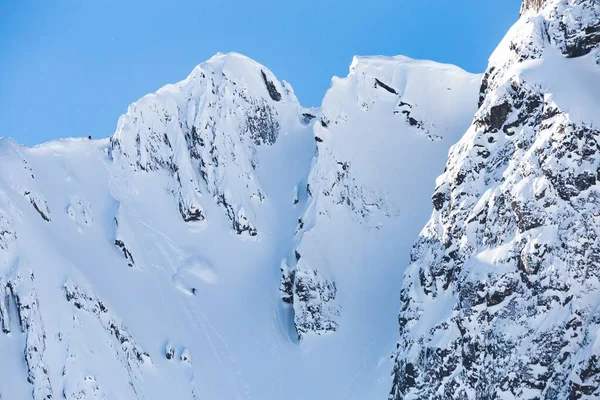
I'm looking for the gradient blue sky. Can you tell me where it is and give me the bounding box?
[1,0,521,146]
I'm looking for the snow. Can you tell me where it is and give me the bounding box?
[8,1,598,396]
[391,1,600,398]
[0,51,480,399]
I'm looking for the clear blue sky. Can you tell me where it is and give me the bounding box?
[1,0,521,146]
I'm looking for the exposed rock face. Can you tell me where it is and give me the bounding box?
[521,0,547,14]
[519,0,600,57]
[545,0,600,58]
[63,279,151,398]
[280,252,340,341]
[12,272,53,400]
[290,267,339,339]
[0,53,318,399]
[391,1,600,399]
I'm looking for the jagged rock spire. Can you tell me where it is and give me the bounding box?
[520,0,546,14]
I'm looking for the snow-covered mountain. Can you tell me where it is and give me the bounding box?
[0,51,479,399]
[3,0,598,398]
[391,0,600,399]
[282,55,479,342]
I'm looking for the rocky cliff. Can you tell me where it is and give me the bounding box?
[391,1,600,398]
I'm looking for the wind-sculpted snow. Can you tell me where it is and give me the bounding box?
[391,1,600,398]
[282,55,480,341]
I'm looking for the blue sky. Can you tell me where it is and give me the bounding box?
[1,0,521,146]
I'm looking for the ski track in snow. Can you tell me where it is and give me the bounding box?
[344,339,377,400]
[184,302,251,400]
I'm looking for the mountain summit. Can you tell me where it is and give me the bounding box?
[2,1,600,398]
[521,0,546,14]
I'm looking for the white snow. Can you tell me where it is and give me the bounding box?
[0,52,480,399]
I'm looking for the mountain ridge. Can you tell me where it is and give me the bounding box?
[0,50,480,399]
[3,0,599,397]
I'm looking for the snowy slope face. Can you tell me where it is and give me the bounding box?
[391,1,600,399]
[0,140,65,400]
[0,53,319,400]
[281,56,481,340]
[110,53,304,237]
[0,139,163,400]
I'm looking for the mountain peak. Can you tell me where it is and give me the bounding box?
[203,51,263,68]
[520,0,546,15]
[193,52,274,82]
[152,52,295,106]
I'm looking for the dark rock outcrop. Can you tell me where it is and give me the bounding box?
[291,268,338,340]
[114,239,135,267]
[521,0,546,14]
[261,70,282,102]
[374,78,398,94]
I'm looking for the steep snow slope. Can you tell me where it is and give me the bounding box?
[391,0,600,399]
[281,55,480,340]
[278,56,480,398]
[0,52,479,399]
